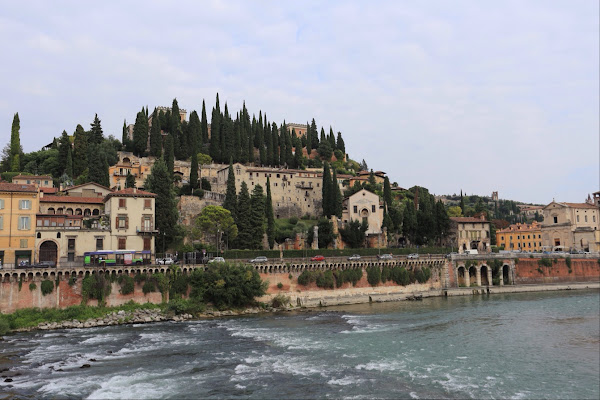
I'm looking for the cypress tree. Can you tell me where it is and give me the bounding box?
[332,169,342,218]
[201,100,208,144]
[285,128,294,167]
[336,132,345,154]
[233,118,241,162]
[149,109,162,157]
[271,122,279,166]
[265,117,274,166]
[320,127,326,145]
[164,134,175,178]
[189,110,201,154]
[132,110,149,156]
[322,162,332,217]
[236,182,252,249]
[328,127,336,148]
[72,124,87,177]
[125,172,136,188]
[145,158,178,252]
[310,119,319,149]
[383,177,393,206]
[209,94,221,161]
[122,120,131,152]
[189,151,198,189]
[88,145,109,187]
[279,122,287,166]
[460,190,465,214]
[65,146,73,178]
[170,98,181,135]
[258,114,266,165]
[58,130,71,172]
[293,136,303,169]
[238,116,248,164]
[89,114,104,145]
[249,184,266,249]
[223,162,237,217]
[265,177,275,249]
[9,112,21,172]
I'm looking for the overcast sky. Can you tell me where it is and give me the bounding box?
[1,0,598,204]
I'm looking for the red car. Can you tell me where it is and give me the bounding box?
[311,255,325,261]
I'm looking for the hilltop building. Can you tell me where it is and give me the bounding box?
[495,221,542,251]
[541,201,599,251]
[447,215,491,254]
[341,189,384,236]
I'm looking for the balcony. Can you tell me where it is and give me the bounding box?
[136,226,158,235]
[295,183,313,190]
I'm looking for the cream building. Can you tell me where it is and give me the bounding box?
[341,189,384,235]
[0,183,39,267]
[541,201,600,251]
[448,216,491,254]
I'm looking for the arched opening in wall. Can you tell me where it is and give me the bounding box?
[457,266,466,287]
[84,209,91,217]
[39,240,58,266]
[66,208,73,215]
[468,267,477,285]
[480,266,489,286]
[76,208,82,215]
[48,207,55,215]
[502,265,511,285]
[462,243,467,251]
[93,209,100,216]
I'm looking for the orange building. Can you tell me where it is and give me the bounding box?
[496,221,543,251]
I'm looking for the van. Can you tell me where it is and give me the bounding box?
[464,249,479,255]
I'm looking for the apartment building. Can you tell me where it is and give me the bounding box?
[0,183,39,267]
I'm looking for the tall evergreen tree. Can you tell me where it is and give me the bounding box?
[145,158,178,252]
[236,182,252,249]
[57,130,71,174]
[170,98,181,135]
[132,110,149,156]
[125,172,136,188]
[293,136,303,169]
[306,120,312,157]
[164,134,175,178]
[336,132,345,154]
[265,177,275,249]
[121,120,132,152]
[65,146,73,178]
[383,177,393,206]
[149,110,162,157]
[332,169,342,218]
[271,122,279,166]
[10,113,21,172]
[328,127,336,148]
[87,145,109,186]
[188,110,201,153]
[249,184,266,249]
[285,128,294,167]
[239,117,248,164]
[310,119,319,149]
[72,124,87,177]
[320,127,326,144]
[265,118,274,166]
[189,151,198,189]
[402,200,417,243]
[460,190,465,214]
[223,162,237,217]
[322,162,332,217]
[209,94,221,161]
[89,114,104,145]
[201,100,208,144]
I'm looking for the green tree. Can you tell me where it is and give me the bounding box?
[149,110,162,157]
[223,162,237,217]
[322,162,333,216]
[72,124,87,177]
[460,190,465,215]
[235,182,252,248]
[249,184,266,249]
[336,131,345,154]
[201,100,209,144]
[87,144,109,187]
[265,177,275,249]
[89,114,104,145]
[125,172,136,188]
[57,130,71,175]
[383,177,393,206]
[403,200,417,243]
[164,134,175,177]
[332,169,343,218]
[9,113,21,172]
[317,140,333,160]
[193,205,238,252]
[145,158,178,251]
[448,206,463,217]
[307,218,335,249]
[197,153,212,165]
[121,120,132,152]
[65,146,73,178]
[189,151,198,189]
[339,219,368,248]
[209,94,221,161]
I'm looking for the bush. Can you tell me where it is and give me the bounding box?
[289,217,299,225]
[277,282,283,289]
[142,281,156,294]
[366,266,381,286]
[202,263,267,309]
[117,275,135,295]
[81,275,112,304]
[538,258,552,268]
[298,270,315,286]
[166,298,205,315]
[271,294,290,308]
[333,268,363,288]
[68,276,77,286]
[40,280,54,296]
[29,282,37,291]
[0,318,9,335]
[316,270,334,289]
[381,266,391,283]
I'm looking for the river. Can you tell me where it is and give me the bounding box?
[1,289,598,399]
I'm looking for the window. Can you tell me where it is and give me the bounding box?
[372,205,376,213]
[20,239,28,248]
[584,215,587,222]
[68,238,75,250]
[0,199,4,209]
[68,252,75,262]
[143,237,151,251]
[553,216,558,224]
[96,238,103,250]
[0,216,2,230]
[19,200,31,210]
[144,199,151,209]
[118,237,126,250]
[577,215,579,222]
[594,216,596,222]
[117,215,128,229]
[18,216,31,230]
[353,205,358,213]
[119,199,127,209]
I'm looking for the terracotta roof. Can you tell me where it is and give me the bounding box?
[450,217,489,223]
[562,202,598,209]
[40,187,58,194]
[497,222,541,234]
[40,195,104,204]
[13,174,53,180]
[0,182,38,193]
[104,188,156,199]
[62,182,113,192]
[36,213,84,219]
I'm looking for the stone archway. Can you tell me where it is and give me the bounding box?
[39,240,58,265]
[457,266,467,287]
[480,265,489,286]
[502,265,511,285]
[468,266,477,286]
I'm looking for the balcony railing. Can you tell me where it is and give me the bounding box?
[136,226,158,234]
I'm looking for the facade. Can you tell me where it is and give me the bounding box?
[108,152,153,190]
[519,205,544,219]
[215,163,324,218]
[282,123,308,137]
[541,202,600,251]
[448,216,491,254]
[61,182,112,198]
[0,183,39,267]
[12,175,53,189]
[341,189,384,235]
[39,194,104,217]
[495,221,542,251]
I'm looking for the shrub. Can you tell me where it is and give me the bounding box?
[117,275,135,295]
[40,280,54,296]
[415,267,432,284]
[271,294,290,308]
[29,282,37,291]
[381,266,391,283]
[81,275,112,304]
[366,266,381,286]
[0,318,9,335]
[538,258,552,268]
[316,270,334,289]
[68,276,77,286]
[202,263,267,309]
[277,282,283,289]
[166,298,205,315]
[289,217,299,225]
[288,273,293,280]
[298,270,315,286]
[142,281,156,294]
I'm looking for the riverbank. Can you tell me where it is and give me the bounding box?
[2,281,598,335]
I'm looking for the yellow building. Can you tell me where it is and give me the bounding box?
[0,182,39,267]
[496,221,543,252]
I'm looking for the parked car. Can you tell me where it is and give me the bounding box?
[208,257,226,264]
[249,256,268,263]
[407,253,419,259]
[347,254,361,261]
[311,255,325,261]
[157,257,175,265]
[377,254,393,260]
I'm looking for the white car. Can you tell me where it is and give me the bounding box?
[208,257,226,264]
[407,253,419,259]
[249,256,268,263]
[157,257,175,265]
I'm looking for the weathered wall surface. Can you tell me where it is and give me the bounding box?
[513,258,600,284]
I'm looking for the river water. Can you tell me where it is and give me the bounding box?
[1,290,598,399]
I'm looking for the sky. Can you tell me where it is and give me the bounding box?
[0,0,598,205]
